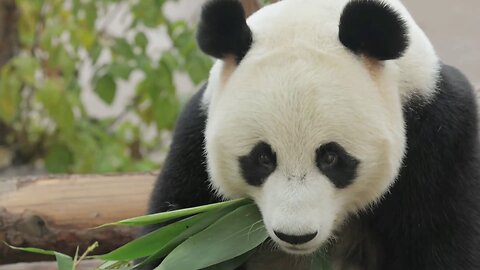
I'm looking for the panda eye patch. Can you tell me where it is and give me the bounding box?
[316,142,360,188]
[239,142,277,186]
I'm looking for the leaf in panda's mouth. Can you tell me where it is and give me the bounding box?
[6,199,331,270]
[156,203,268,270]
[97,198,251,227]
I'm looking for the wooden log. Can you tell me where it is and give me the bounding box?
[0,173,156,264]
[0,260,102,270]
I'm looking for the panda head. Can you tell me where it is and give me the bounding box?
[200,0,410,254]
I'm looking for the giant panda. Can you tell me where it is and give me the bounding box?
[142,0,480,269]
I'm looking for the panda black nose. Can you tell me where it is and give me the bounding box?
[274,231,318,245]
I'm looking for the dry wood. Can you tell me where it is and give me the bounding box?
[0,260,102,270]
[0,173,156,264]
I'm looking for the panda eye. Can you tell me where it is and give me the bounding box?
[239,142,277,186]
[319,151,338,168]
[258,152,275,169]
[316,142,360,189]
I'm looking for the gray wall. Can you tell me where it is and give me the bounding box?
[403,0,480,87]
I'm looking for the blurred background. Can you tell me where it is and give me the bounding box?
[0,0,478,178]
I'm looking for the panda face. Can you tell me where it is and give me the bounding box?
[205,49,406,254]
[197,0,437,255]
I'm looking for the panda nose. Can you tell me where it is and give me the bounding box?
[274,231,318,245]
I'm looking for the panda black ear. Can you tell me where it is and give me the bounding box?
[339,0,409,61]
[196,0,252,63]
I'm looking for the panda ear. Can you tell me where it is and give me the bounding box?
[197,0,253,63]
[339,0,409,61]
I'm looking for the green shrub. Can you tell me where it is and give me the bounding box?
[0,0,212,173]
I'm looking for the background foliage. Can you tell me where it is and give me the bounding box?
[0,0,212,173]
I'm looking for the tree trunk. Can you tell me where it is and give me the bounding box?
[241,0,281,16]
[0,0,19,170]
[0,173,156,264]
[241,0,261,16]
[0,0,18,68]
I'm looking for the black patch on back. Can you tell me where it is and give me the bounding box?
[146,85,218,216]
[197,0,252,62]
[316,142,360,188]
[339,0,409,60]
[239,142,277,186]
[138,85,220,269]
[362,64,480,269]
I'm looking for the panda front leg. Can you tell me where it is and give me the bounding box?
[138,85,221,269]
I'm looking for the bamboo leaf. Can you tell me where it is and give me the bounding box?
[137,204,242,267]
[157,204,268,270]
[4,243,56,256]
[101,198,250,227]
[202,249,256,270]
[55,252,75,270]
[4,243,74,270]
[99,213,208,261]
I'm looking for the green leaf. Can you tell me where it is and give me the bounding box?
[84,2,98,31]
[153,93,179,130]
[95,74,116,105]
[157,204,268,270]
[36,78,75,134]
[131,1,165,27]
[55,252,75,270]
[102,198,250,227]
[107,63,132,80]
[12,56,39,85]
[76,29,96,50]
[90,43,103,64]
[4,243,74,270]
[0,67,21,123]
[202,249,256,270]
[185,57,208,85]
[99,213,208,261]
[49,47,76,80]
[40,23,64,50]
[135,32,148,51]
[112,38,134,59]
[5,243,56,256]
[17,1,40,46]
[137,205,239,267]
[45,144,74,173]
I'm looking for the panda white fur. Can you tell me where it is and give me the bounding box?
[142,0,480,269]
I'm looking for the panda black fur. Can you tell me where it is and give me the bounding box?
[141,0,480,269]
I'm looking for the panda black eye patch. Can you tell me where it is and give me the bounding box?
[316,142,360,188]
[239,142,277,186]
